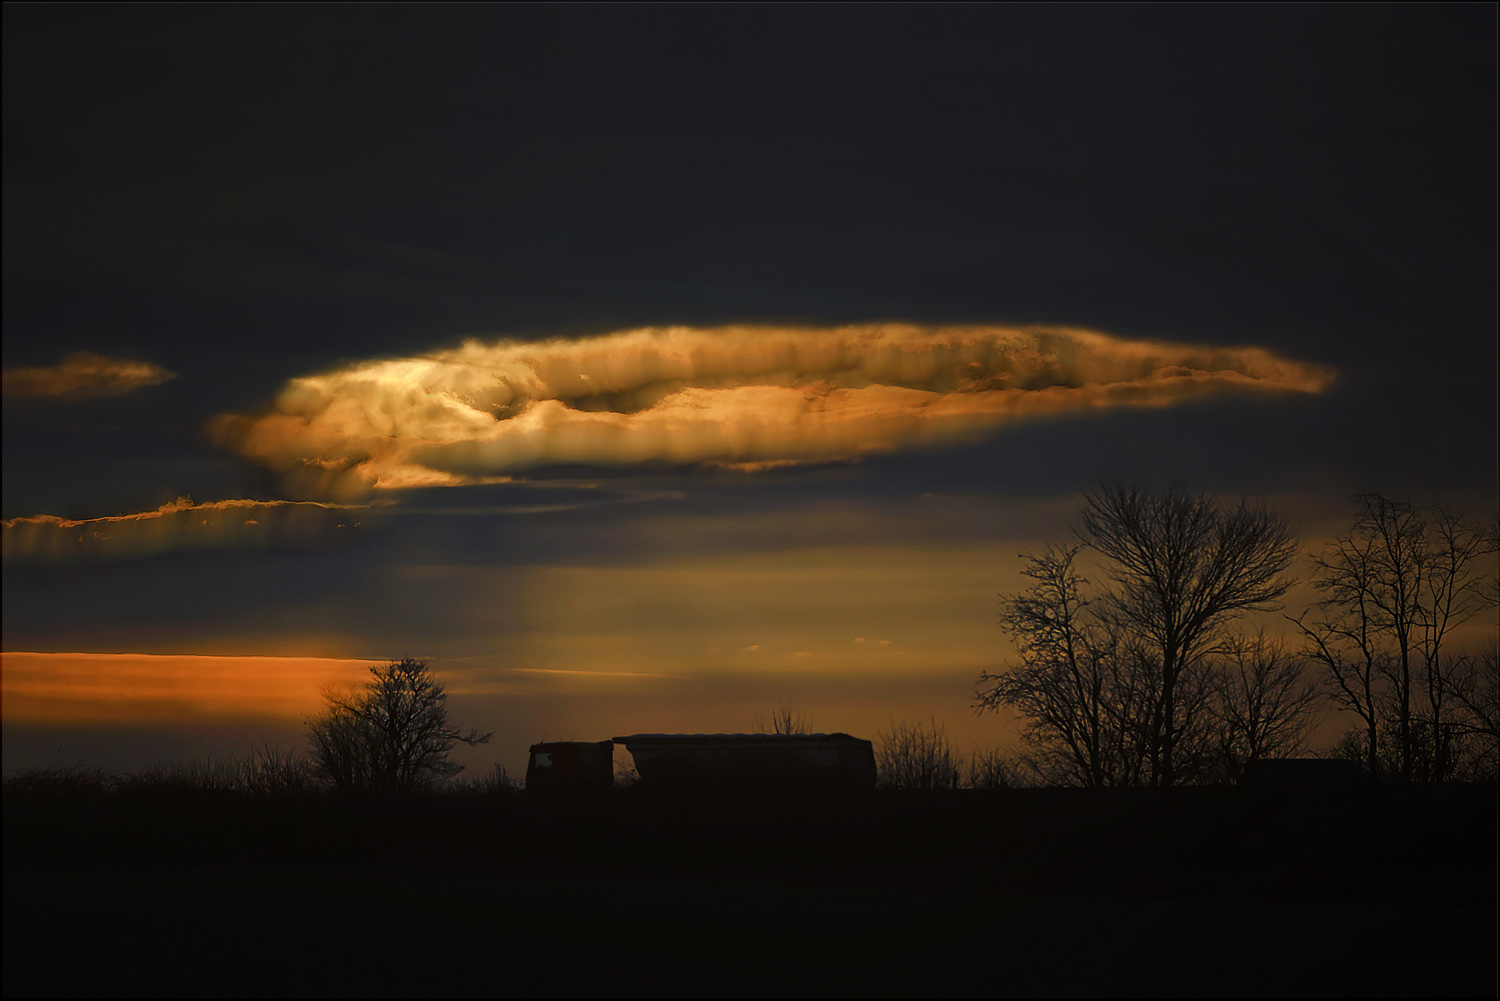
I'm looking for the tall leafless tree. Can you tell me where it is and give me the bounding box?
[976,544,1154,787]
[1449,640,1499,779]
[1292,496,1497,782]
[1077,482,1298,786]
[1415,507,1498,779]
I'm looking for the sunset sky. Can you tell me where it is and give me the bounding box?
[3,5,1495,780]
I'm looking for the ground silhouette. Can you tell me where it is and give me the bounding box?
[4,773,1494,997]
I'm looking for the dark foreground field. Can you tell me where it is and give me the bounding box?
[4,783,1496,998]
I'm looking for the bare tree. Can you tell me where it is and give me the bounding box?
[975,545,1154,787]
[1449,640,1499,779]
[1291,521,1388,778]
[1334,495,1423,783]
[1415,507,1498,780]
[306,658,492,794]
[1207,629,1323,781]
[307,686,375,793]
[1292,496,1497,782]
[1078,483,1298,786]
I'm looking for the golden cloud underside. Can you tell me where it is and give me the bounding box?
[211,324,1335,494]
[1,497,366,564]
[1,352,175,398]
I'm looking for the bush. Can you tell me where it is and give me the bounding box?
[444,763,521,797]
[876,717,960,790]
[2,764,113,796]
[753,702,811,735]
[4,748,319,801]
[239,744,319,797]
[114,758,243,796]
[964,748,1027,789]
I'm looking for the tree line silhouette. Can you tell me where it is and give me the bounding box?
[975,483,1497,787]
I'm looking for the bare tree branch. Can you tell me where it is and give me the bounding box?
[1076,482,1298,785]
[1292,496,1498,783]
[1208,629,1324,781]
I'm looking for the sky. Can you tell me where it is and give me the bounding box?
[3,5,1496,780]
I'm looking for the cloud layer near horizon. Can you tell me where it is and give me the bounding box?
[211,324,1336,496]
[1,497,369,564]
[1,352,175,398]
[0,652,377,723]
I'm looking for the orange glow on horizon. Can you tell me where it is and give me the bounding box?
[0,652,376,724]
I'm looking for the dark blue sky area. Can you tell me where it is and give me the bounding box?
[1,2,1494,583]
[3,4,1494,540]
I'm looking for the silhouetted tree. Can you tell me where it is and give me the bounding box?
[307,693,371,793]
[1206,629,1323,781]
[1292,495,1497,782]
[1449,640,1499,779]
[1415,507,1498,780]
[1077,483,1299,786]
[976,545,1155,787]
[306,658,492,794]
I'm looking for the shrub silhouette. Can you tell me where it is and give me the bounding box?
[876,716,959,790]
[444,763,521,797]
[964,747,1027,789]
[753,702,811,734]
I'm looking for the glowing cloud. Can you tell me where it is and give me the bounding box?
[1,351,175,398]
[211,324,1335,495]
[0,652,377,723]
[1,497,370,564]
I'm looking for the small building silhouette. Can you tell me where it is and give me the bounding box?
[525,740,614,793]
[613,732,877,789]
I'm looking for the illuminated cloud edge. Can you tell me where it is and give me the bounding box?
[1,352,176,398]
[2,497,370,564]
[210,324,1336,496]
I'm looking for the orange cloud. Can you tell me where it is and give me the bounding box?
[1,496,371,564]
[1,351,175,398]
[0,652,693,726]
[0,652,375,724]
[210,324,1335,496]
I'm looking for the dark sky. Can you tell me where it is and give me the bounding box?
[2,5,1495,774]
